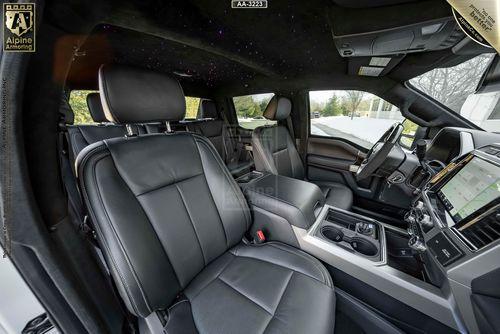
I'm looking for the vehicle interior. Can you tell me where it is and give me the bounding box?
[2,0,500,333]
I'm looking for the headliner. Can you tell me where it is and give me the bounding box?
[48,0,484,93]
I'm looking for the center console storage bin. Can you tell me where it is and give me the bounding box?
[240,173,325,247]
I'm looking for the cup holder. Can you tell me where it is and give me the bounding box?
[321,226,344,242]
[350,237,378,256]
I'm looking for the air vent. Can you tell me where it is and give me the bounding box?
[458,210,500,250]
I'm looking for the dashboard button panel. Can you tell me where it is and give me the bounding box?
[428,232,463,266]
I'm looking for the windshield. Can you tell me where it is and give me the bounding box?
[409,53,498,132]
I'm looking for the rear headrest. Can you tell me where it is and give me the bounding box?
[263,96,291,121]
[86,93,108,123]
[197,99,218,119]
[98,64,186,124]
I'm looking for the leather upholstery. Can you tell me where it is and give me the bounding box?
[197,99,218,119]
[188,100,254,177]
[183,242,335,334]
[242,174,324,229]
[263,96,292,121]
[252,125,305,179]
[318,182,354,210]
[253,97,353,211]
[78,133,252,317]
[77,66,335,332]
[98,64,185,123]
[86,92,108,123]
[67,124,145,161]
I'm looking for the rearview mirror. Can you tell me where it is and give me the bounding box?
[476,54,500,94]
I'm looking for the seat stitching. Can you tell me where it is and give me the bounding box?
[85,147,151,315]
[135,172,204,197]
[190,137,230,248]
[261,271,293,334]
[231,243,331,287]
[217,278,274,316]
[193,135,251,229]
[189,254,236,300]
[175,183,207,265]
[265,243,331,287]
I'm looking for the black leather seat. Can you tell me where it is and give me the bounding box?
[66,93,145,160]
[76,64,335,333]
[187,99,254,177]
[252,96,353,210]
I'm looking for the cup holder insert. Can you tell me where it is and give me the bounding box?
[321,226,344,242]
[350,237,378,256]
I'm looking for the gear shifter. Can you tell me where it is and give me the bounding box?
[357,222,374,236]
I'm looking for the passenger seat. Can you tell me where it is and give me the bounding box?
[188,99,253,177]
[252,96,353,210]
[76,64,336,333]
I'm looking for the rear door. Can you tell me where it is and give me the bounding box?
[306,90,416,202]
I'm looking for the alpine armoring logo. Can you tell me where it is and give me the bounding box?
[3,3,35,52]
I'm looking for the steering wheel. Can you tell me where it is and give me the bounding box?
[356,123,404,181]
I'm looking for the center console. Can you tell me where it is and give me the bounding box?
[315,207,385,262]
[401,144,500,334]
[236,145,500,333]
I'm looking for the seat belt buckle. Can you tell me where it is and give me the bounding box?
[254,230,266,244]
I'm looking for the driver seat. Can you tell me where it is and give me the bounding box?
[252,96,353,210]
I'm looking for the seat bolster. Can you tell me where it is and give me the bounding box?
[192,134,252,245]
[230,242,333,287]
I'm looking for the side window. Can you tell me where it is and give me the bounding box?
[184,97,201,119]
[233,93,275,130]
[69,90,98,124]
[309,90,405,149]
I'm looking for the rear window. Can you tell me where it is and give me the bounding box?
[69,90,98,124]
[185,97,201,119]
[233,93,275,130]
[69,90,202,123]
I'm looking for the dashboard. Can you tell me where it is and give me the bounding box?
[405,144,500,333]
[425,127,500,164]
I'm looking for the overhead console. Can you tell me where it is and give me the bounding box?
[333,18,463,58]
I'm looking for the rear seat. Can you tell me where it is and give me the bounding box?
[65,93,147,161]
[188,99,253,177]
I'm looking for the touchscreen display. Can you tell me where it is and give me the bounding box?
[438,157,500,223]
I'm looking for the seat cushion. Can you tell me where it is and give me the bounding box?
[177,242,335,334]
[318,182,354,210]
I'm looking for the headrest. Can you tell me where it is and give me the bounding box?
[263,96,291,121]
[197,99,218,119]
[86,93,108,123]
[98,64,186,123]
[60,94,74,124]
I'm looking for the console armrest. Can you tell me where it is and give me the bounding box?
[241,174,325,229]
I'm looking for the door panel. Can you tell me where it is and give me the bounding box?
[306,137,380,199]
